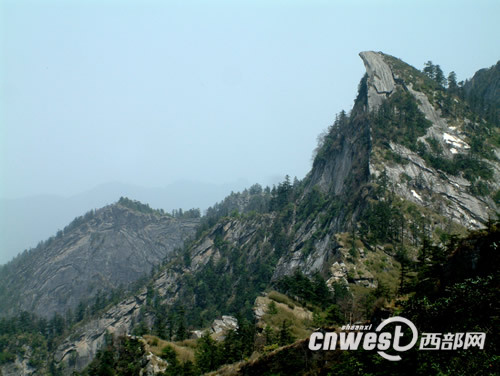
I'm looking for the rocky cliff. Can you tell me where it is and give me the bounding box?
[363,52,499,229]
[50,52,499,374]
[463,60,500,125]
[0,199,198,318]
[3,51,499,375]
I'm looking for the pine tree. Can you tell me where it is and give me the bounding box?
[434,65,446,87]
[175,306,187,340]
[447,71,458,92]
[278,320,295,346]
[264,325,275,345]
[423,61,436,79]
[267,301,278,314]
[195,332,221,373]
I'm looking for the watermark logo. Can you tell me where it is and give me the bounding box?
[308,316,486,361]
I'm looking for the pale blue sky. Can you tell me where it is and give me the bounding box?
[1,0,499,198]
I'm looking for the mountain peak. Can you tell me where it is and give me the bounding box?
[359,51,396,110]
[0,199,199,318]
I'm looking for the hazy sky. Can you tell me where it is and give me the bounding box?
[1,0,499,199]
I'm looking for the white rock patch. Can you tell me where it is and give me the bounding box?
[443,133,470,149]
[411,190,423,201]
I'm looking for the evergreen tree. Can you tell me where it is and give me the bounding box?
[175,306,187,341]
[264,325,276,345]
[195,332,221,373]
[162,346,183,376]
[434,64,446,87]
[278,320,295,346]
[423,60,436,79]
[267,301,278,315]
[447,71,458,92]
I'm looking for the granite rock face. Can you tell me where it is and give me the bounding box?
[359,51,396,110]
[0,351,36,376]
[0,202,198,318]
[361,51,499,228]
[463,60,500,115]
[54,218,263,373]
[49,53,500,375]
[55,292,147,371]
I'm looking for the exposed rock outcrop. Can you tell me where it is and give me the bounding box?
[463,60,500,121]
[0,350,36,376]
[212,315,239,337]
[381,142,490,228]
[359,51,396,110]
[55,292,147,371]
[363,52,499,227]
[191,315,239,341]
[0,201,198,318]
[140,351,168,376]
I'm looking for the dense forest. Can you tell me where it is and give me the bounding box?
[66,220,500,375]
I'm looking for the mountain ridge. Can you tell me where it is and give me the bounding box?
[49,51,499,374]
[0,198,199,318]
[0,179,251,265]
[1,51,499,375]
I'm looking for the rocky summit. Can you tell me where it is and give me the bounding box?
[360,51,499,228]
